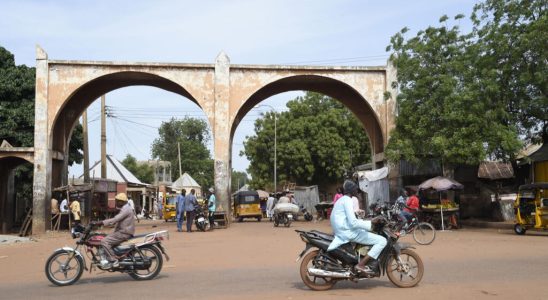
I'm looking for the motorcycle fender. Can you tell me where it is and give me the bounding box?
[296,244,313,262]
[57,247,88,271]
[155,243,170,262]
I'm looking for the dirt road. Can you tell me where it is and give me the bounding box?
[1,219,547,300]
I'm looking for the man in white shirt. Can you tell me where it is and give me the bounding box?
[60,198,69,213]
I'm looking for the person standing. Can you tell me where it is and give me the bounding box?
[60,197,69,214]
[184,189,198,232]
[207,188,216,228]
[51,196,59,215]
[266,193,276,220]
[176,190,186,232]
[69,198,81,225]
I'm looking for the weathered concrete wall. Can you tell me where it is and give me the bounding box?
[32,46,397,233]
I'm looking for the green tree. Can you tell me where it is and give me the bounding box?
[242,92,371,189]
[231,170,249,193]
[151,117,214,189]
[385,15,522,171]
[0,46,84,202]
[472,0,547,144]
[121,154,154,184]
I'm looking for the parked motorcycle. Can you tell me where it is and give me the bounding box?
[45,223,169,286]
[295,216,424,290]
[299,205,314,222]
[194,204,211,232]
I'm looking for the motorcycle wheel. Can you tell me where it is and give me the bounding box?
[45,249,84,286]
[386,248,424,288]
[304,213,313,221]
[128,245,163,281]
[299,250,335,291]
[412,222,436,245]
[284,217,291,227]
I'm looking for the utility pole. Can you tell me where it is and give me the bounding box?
[177,142,182,177]
[82,110,90,183]
[101,95,107,179]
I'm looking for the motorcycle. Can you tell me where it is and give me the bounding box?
[45,223,169,286]
[273,211,293,227]
[194,204,211,232]
[299,205,314,222]
[295,216,424,290]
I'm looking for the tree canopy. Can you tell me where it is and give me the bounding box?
[121,154,154,184]
[151,117,214,189]
[385,0,546,169]
[242,92,371,189]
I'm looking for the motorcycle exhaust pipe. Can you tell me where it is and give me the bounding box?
[308,268,351,278]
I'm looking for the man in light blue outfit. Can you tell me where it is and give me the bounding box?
[176,189,186,232]
[328,180,387,275]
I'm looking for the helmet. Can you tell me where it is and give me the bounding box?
[343,180,359,195]
[115,193,128,202]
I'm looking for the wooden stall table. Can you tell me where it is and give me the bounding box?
[420,206,460,230]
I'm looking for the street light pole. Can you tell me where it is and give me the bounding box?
[255,104,277,192]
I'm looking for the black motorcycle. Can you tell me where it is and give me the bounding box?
[194,204,210,232]
[295,216,424,290]
[273,211,293,227]
[300,205,314,221]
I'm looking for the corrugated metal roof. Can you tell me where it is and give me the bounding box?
[84,155,145,185]
[477,161,514,180]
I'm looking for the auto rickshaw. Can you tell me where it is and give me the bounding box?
[163,194,177,222]
[513,182,548,235]
[233,191,262,222]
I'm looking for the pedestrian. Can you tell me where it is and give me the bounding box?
[266,193,276,220]
[51,195,59,215]
[69,198,81,225]
[157,196,163,219]
[184,189,198,232]
[176,189,186,232]
[207,188,216,228]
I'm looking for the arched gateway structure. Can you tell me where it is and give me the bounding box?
[32,46,398,234]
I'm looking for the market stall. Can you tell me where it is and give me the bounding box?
[418,176,463,230]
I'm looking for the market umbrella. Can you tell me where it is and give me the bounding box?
[418,176,464,230]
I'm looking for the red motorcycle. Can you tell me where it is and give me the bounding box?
[45,223,169,286]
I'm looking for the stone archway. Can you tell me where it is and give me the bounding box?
[0,152,33,233]
[33,47,397,234]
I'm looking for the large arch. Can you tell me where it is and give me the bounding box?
[32,47,397,234]
[230,75,384,158]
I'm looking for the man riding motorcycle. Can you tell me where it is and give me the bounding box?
[327,180,387,276]
[91,192,135,268]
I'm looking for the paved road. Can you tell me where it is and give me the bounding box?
[0,219,547,300]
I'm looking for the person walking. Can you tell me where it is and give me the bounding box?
[176,189,186,232]
[184,189,199,232]
[207,188,216,228]
[266,193,276,220]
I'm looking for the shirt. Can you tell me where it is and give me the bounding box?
[60,199,69,213]
[327,195,372,251]
[184,193,198,211]
[208,194,216,212]
[405,195,420,213]
[69,201,80,220]
[103,203,135,236]
[51,198,59,214]
[351,196,360,212]
[176,194,186,215]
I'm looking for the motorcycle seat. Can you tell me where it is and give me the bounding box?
[310,230,334,241]
[113,244,134,255]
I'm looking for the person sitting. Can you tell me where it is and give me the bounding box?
[327,180,387,276]
[91,192,135,268]
[399,189,419,229]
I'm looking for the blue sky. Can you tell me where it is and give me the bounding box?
[0,0,476,178]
